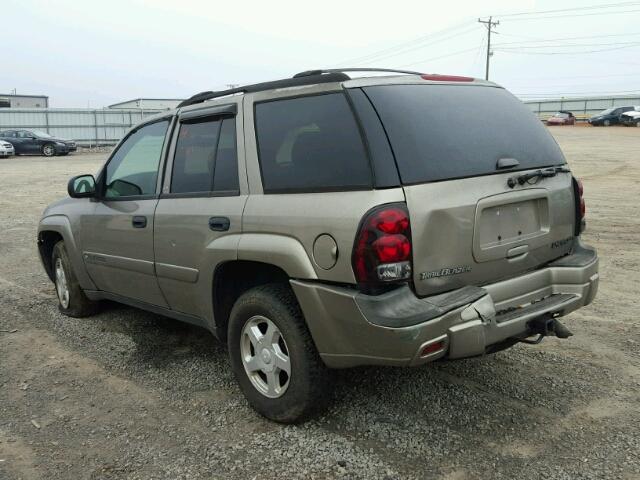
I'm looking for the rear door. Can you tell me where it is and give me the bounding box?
[362,83,576,296]
[153,102,247,318]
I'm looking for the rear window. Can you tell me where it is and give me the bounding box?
[254,93,372,193]
[363,84,566,184]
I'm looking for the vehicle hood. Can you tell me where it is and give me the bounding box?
[547,117,566,123]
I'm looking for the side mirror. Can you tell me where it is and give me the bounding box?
[68,174,96,198]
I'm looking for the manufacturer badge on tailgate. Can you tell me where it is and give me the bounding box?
[420,265,471,280]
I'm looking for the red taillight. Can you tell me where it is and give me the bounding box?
[573,176,586,234]
[421,74,474,82]
[352,204,412,286]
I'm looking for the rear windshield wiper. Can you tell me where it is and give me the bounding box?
[507,166,571,189]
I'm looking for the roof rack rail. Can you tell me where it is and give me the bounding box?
[178,72,350,108]
[293,68,424,78]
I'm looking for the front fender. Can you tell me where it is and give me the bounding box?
[38,215,96,290]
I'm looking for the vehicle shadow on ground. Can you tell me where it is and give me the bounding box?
[91,301,611,425]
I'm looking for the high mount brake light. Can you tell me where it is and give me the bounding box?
[421,74,474,82]
[352,204,412,287]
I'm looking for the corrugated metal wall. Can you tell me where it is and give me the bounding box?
[0,108,162,146]
[523,95,640,120]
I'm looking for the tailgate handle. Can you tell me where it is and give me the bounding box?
[496,157,520,170]
[506,245,529,259]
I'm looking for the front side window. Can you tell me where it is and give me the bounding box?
[254,93,372,193]
[105,120,169,198]
[170,116,239,194]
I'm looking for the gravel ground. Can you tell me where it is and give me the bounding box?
[1,126,639,480]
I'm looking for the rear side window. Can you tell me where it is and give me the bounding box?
[363,84,566,184]
[254,93,372,193]
[171,117,239,194]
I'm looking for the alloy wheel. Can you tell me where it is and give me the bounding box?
[54,258,70,309]
[240,315,291,398]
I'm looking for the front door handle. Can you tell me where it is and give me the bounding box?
[209,216,230,231]
[132,216,147,228]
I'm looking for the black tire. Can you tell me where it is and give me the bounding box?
[603,119,611,127]
[42,143,56,157]
[51,241,99,317]
[228,284,331,423]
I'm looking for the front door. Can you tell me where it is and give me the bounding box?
[81,119,172,307]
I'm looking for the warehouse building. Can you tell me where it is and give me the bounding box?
[108,98,183,110]
[0,94,49,108]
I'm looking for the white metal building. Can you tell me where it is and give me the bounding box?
[0,94,49,108]
[108,98,183,110]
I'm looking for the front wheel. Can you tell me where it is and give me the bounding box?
[228,284,331,423]
[42,143,56,157]
[52,241,99,317]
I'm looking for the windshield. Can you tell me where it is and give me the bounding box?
[31,130,53,138]
[599,108,614,115]
[362,84,565,184]
[553,113,569,118]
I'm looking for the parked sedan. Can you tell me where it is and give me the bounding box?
[0,140,14,157]
[546,111,575,126]
[0,130,74,157]
[589,106,636,126]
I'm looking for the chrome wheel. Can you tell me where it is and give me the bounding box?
[54,258,70,309]
[42,144,55,156]
[240,315,291,398]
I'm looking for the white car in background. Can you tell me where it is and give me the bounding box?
[620,107,640,127]
[0,140,15,157]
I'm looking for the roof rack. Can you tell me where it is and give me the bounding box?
[293,68,424,77]
[178,68,424,108]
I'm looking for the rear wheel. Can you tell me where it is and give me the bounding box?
[227,284,331,423]
[42,143,56,157]
[52,241,98,317]
[603,119,611,126]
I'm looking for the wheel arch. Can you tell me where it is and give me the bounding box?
[37,215,96,290]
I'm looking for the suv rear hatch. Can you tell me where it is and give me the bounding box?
[361,82,576,297]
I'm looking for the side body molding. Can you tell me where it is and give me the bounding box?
[38,215,97,291]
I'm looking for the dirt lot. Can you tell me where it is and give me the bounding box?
[1,127,639,480]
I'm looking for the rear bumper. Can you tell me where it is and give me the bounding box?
[292,243,599,368]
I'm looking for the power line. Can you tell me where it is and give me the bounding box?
[332,21,474,66]
[494,32,640,46]
[495,1,640,18]
[355,26,480,66]
[398,46,481,68]
[495,43,640,55]
[496,41,640,49]
[500,8,640,22]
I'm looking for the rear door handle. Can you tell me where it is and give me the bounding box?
[132,216,147,228]
[209,216,230,231]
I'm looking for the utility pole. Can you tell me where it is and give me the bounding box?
[478,16,499,80]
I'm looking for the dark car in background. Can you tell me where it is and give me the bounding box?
[588,106,636,126]
[0,129,77,157]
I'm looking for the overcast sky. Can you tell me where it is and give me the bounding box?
[3,0,640,107]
